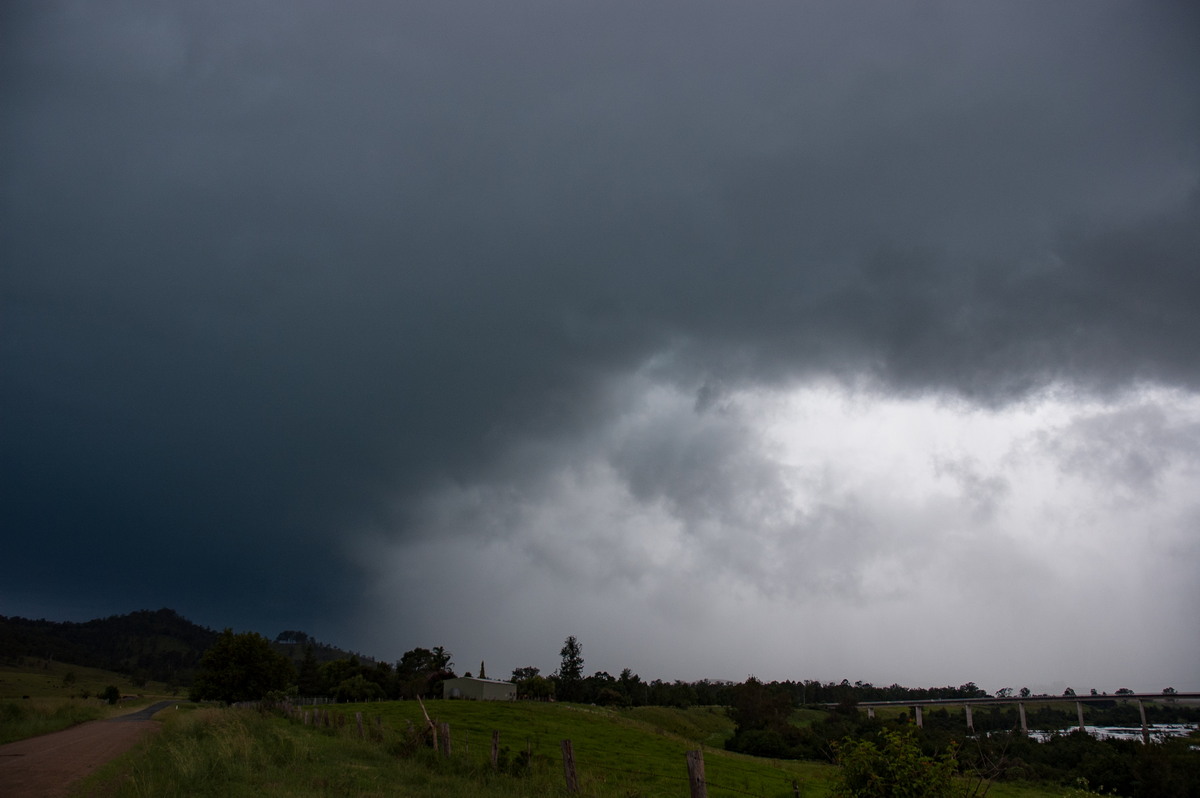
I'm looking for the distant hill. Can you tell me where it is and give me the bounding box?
[0,608,369,687]
[268,630,378,669]
[0,608,217,687]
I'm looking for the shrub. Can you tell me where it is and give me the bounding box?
[832,728,959,797]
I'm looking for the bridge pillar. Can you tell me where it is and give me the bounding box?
[964,704,974,732]
[913,706,923,728]
[1018,702,1027,733]
[1138,700,1149,744]
[1076,701,1086,734]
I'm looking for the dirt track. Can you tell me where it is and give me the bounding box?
[0,701,174,797]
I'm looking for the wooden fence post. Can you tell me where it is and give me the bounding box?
[356,712,364,738]
[561,739,578,793]
[491,730,500,768]
[439,722,452,756]
[686,749,707,798]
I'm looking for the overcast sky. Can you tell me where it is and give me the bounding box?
[3,1,1198,694]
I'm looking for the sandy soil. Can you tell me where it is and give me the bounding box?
[0,701,174,798]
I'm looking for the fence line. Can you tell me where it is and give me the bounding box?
[267,701,807,797]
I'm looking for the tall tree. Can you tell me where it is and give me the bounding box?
[556,635,584,702]
[189,629,295,703]
[296,643,321,696]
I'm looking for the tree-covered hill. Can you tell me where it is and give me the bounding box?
[0,608,218,686]
[0,608,372,688]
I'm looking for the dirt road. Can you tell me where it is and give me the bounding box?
[0,701,174,797]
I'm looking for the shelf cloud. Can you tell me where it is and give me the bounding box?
[3,0,1198,691]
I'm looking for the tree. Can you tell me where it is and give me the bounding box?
[397,646,452,675]
[102,685,121,705]
[833,728,959,797]
[395,646,454,698]
[297,644,322,696]
[511,666,540,683]
[555,635,584,702]
[522,674,556,700]
[189,629,296,703]
[730,676,793,732]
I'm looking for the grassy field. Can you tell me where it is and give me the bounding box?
[73,700,1085,797]
[0,660,178,744]
[336,699,833,797]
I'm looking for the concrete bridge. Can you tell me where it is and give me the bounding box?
[820,692,1200,743]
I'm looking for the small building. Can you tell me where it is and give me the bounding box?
[442,676,517,701]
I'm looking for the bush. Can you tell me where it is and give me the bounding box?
[102,685,121,705]
[332,675,386,703]
[833,728,959,797]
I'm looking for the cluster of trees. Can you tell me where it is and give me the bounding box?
[296,643,456,701]
[507,636,736,707]
[190,630,459,704]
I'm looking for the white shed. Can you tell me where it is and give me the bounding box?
[442,676,517,701]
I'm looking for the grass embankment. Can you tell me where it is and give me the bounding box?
[76,701,1077,798]
[357,699,833,796]
[0,661,176,744]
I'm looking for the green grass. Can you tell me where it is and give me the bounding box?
[0,660,175,701]
[619,705,736,747]
[329,699,831,797]
[0,661,178,743]
[0,698,112,744]
[74,701,1080,798]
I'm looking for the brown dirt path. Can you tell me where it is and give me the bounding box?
[0,701,174,797]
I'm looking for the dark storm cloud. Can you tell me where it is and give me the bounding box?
[3,0,1198,644]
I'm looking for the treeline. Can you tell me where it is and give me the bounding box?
[508,672,989,709]
[292,645,457,702]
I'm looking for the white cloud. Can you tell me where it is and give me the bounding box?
[351,377,1200,691]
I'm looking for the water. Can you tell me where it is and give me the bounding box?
[1024,723,1197,743]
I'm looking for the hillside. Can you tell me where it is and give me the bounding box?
[0,609,217,687]
[0,608,365,688]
